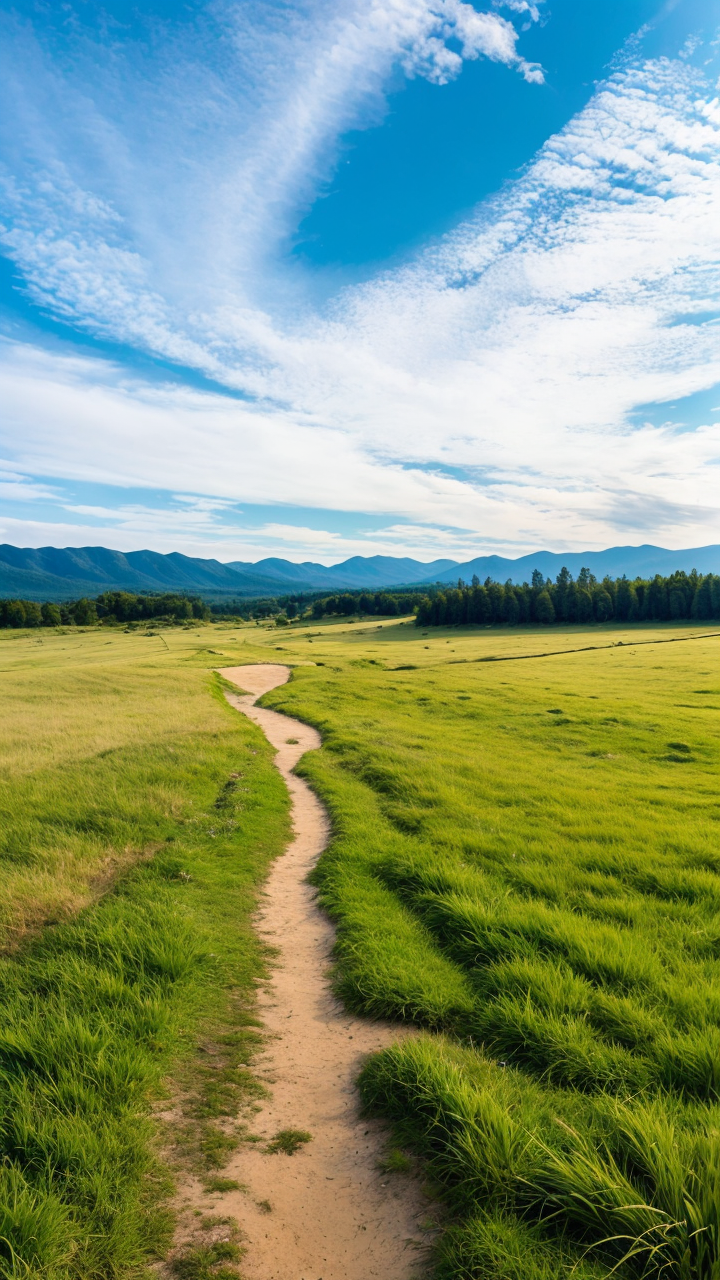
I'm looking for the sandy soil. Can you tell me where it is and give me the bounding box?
[210,664,429,1280]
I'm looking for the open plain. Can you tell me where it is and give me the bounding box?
[0,614,718,1279]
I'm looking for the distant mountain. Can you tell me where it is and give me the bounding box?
[0,541,717,602]
[0,545,289,601]
[226,555,457,590]
[0,544,457,601]
[429,544,720,586]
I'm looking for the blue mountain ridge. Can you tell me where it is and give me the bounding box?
[0,542,718,601]
[225,555,458,589]
[432,544,720,585]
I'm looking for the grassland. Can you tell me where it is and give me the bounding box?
[0,625,291,1278]
[2,614,719,1279]
[252,614,720,1279]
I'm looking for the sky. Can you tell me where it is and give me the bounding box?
[1,0,719,566]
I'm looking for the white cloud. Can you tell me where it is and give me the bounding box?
[0,512,476,562]
[397,1,543,84]
[0,461,59,503]
[495,0,540,19]
[1,331,719,557]
[0,339,479,518]
[0,7,719,557]
[0,0,542,360]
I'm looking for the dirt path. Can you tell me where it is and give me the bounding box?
[214,664,428,1280]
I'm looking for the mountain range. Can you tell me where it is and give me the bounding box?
[0,542,718,602]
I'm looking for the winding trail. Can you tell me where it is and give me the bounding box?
[216,665,427,1280]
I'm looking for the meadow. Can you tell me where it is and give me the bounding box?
[1,614,718,1278]
[255,614,720,1279]
[0,625,290,1278]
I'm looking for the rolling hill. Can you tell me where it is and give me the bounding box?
[0,542,718,601]
[437,543,720,585]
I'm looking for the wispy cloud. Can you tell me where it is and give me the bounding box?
[0,3,719,558]
[2,326,718,554]
[0,0,542,350]
[0,461,60,504]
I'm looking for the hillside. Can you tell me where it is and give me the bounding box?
[0,545,290,601]
[439,543,720,584]
[226,554,457,589]
[1,541,719,601]
[0,545,459,599]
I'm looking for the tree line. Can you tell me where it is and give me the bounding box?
[5,570,718,631]
[209,594,315,621]
[208,589,427,621]
[414,568,720,627]
[0,591,211,628]
[307,590,426,619]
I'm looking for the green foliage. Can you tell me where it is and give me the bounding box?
[535,589,555,624]
[71,597,98,626]
[414,567,720,627]
[310,589,424,619]
[0,591,211,629]
[207,586,425,623]
[41,602,62,626]
[94,591,211,624]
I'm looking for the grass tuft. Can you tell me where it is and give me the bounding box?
[171,1238,244,1279]
[265,1128,313,1155]
[203,1177,244,1194]
[378,1147,414,1174]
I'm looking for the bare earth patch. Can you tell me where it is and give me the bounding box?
[192,664,429,1279]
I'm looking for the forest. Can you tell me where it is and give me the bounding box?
[307,589,425,618]
[209,588,426,621]
[0,590,211,628]
[4,572,719,633]
[415,568,720,627]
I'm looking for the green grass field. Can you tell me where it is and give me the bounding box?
[0,625,290,1278]
[1,615,718,1278]
[255,615,720,1279]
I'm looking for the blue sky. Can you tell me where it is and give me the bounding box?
[1,0,719,564]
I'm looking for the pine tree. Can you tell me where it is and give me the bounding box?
[535,590,555,624]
